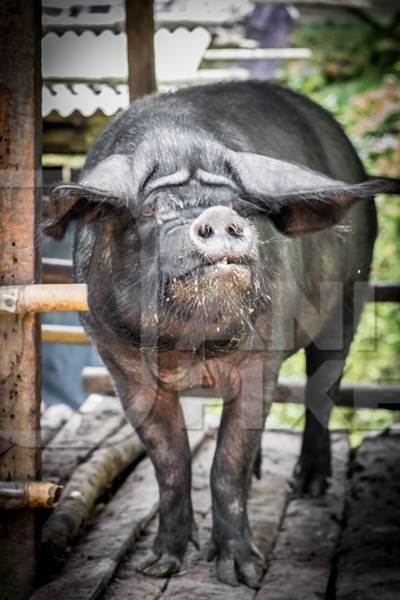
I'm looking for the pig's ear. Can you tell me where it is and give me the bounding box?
[226,151,400,235]
[43,154,142,239]
[43,184,131,239]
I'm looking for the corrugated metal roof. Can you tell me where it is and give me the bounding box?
[43,68,250,117]
[42,27,218,116]
[41,2,312,118]
[43,83,129,117]
[42,0,254,33]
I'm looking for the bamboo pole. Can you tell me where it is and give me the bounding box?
[0,284,88,314]
[0,482,63,510]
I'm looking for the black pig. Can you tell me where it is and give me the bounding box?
[45,82,400,588]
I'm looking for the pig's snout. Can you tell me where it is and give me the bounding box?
[189,206,254,259]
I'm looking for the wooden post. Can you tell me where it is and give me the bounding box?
[0,2,42,598]
[125,0,157,101]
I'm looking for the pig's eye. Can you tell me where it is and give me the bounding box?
[142,205,156,218]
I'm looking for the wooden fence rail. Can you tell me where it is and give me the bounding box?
[81,366,400,410]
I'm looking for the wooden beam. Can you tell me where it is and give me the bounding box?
[82,367,400,410]
[0,2,42,598]
[125,0,157,101]
[257,434,349,599]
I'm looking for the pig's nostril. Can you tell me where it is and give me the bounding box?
[197,223,214,239]
[226,223,243,238]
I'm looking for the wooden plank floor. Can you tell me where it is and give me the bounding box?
[336,429,400,600]
[31,398,400,600]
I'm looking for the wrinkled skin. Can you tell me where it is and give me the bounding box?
[45,82,400,588]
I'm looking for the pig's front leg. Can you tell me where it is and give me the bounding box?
[207,354,276,589]
[101,353,196,577]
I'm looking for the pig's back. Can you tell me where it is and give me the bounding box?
[86,81,365,184]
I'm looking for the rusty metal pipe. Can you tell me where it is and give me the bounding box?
[0,481,63,509]
[0,284,88,314]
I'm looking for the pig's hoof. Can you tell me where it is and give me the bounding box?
[135,550,181,577]
[206,540,263,589]
[290,463,330,497]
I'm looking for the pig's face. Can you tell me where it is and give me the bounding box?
[91,180,264,352]
[45,136,400,351]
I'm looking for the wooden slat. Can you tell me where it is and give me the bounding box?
[104,432,301,600]
[141,431,301,599]
[103,437,218,600]
[0,1,42,598]
[257,433,349,599]
[160,431,302,600]
[336,430,400,600]
[42,394,126,486]
[31,429,207,600]
[125,0,156,101]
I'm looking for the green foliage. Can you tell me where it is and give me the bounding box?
[270,13,400,440]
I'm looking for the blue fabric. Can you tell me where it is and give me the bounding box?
[41,224,103,408]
